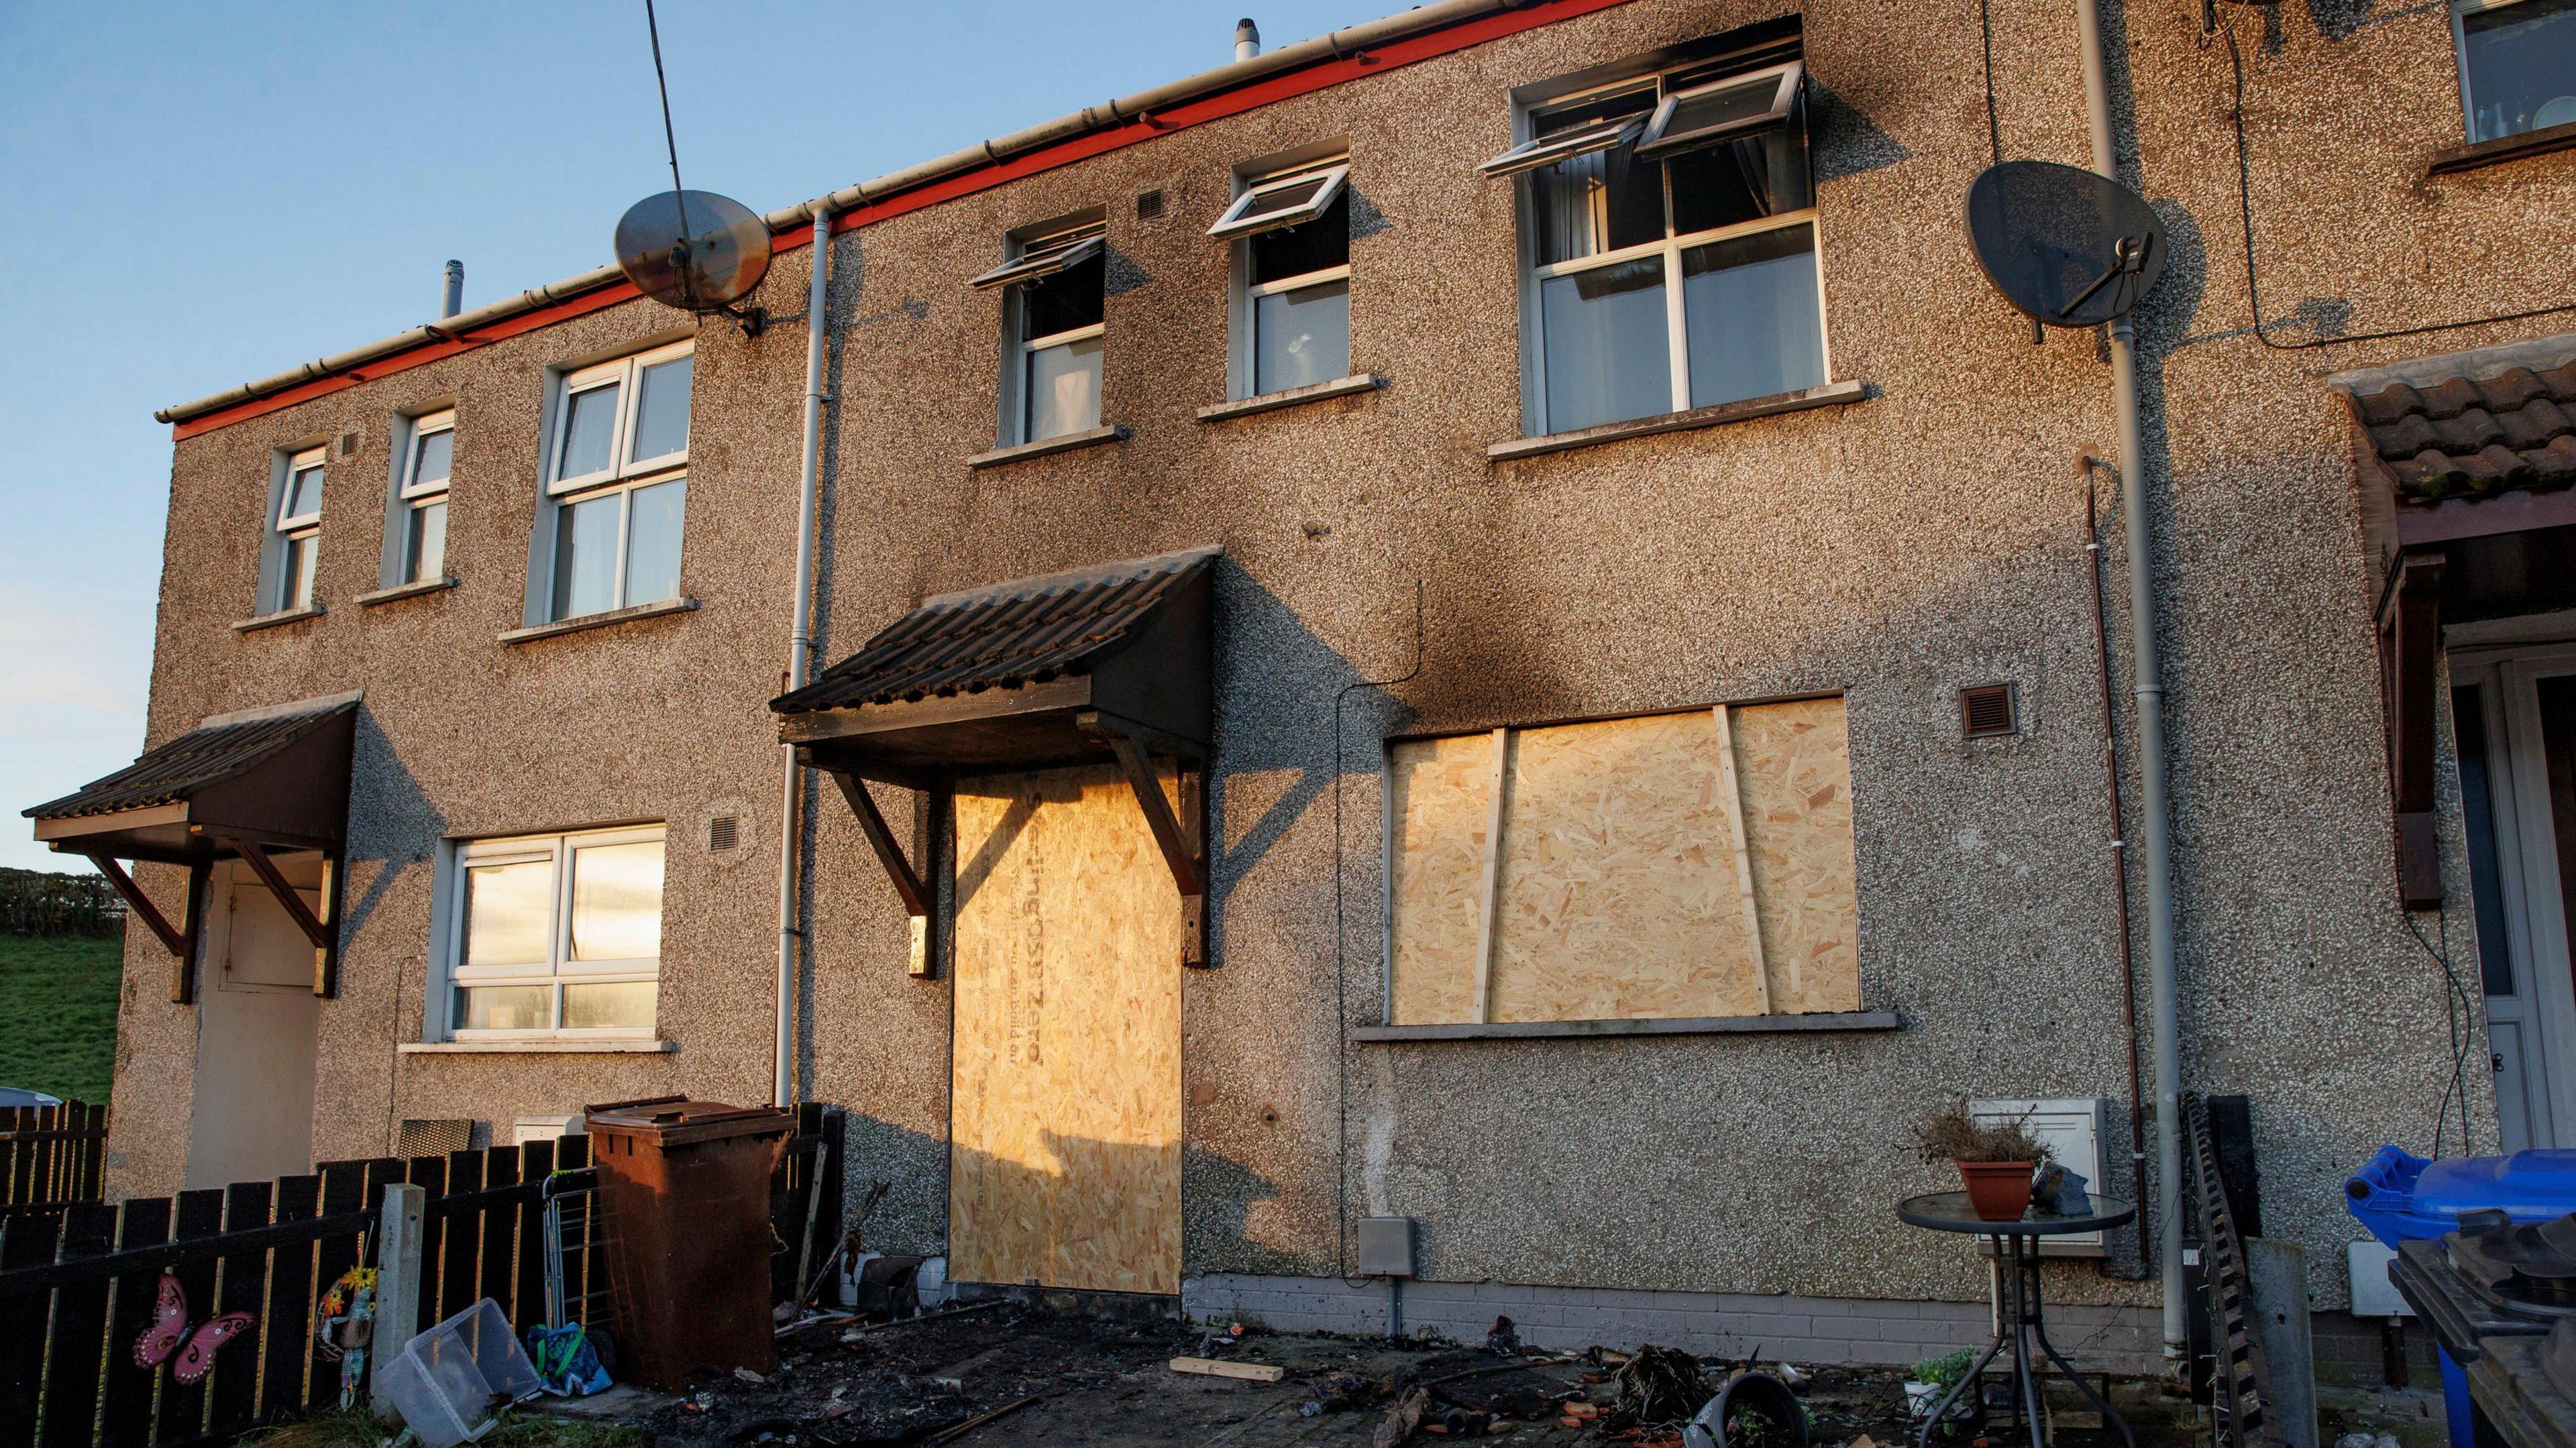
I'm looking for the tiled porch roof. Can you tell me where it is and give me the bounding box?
[2341,337,2576,505]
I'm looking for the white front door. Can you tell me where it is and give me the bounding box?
[2455,641,2576,1152]
[182,855,323,1188]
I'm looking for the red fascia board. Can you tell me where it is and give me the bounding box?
[172,0,1638,441]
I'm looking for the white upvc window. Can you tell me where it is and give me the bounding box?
[975,223,1106,445]
[1220,161,1354,399]
[396,410,453,585]
[541,341,691,621]
[2451,0,2576,144]
[1501,50,1828,437]
[442,825,663,1039]
[273,446,326,612]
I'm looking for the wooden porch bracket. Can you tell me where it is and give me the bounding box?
[2379,553,2446,909]
[818,761,949,978]
[224,836,343,996]
[89,853,184,957]
[1084,712,1209,968]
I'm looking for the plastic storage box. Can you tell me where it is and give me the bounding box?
[2345,1146,2576,1448]
[374,1298,542,1448]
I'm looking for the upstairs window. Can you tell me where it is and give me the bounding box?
[541,341,690,621]
[443,825,663,1038]
[271,447,326,612]
[1214,162,1353,398]
[394,410,452,586]
[973,222,1106,445]
[1488,45,1825,436]
[2453,0,2576,143]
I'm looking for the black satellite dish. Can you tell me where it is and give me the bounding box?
[614,188,773,334]
[1965,160,2165,330]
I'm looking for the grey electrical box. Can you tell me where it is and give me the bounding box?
[1357,1215,1417,1278]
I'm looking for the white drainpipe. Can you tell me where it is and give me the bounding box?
[776,206,833,1107]
[2075,0,2186,1359]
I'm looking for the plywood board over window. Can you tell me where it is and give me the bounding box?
[1387,695,1858,1025]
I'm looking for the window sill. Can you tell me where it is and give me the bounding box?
[2429,119,2576,176]
[400,1039,677,1055]
[1351,1009,1900,1042]
[967,425,1129,470]
[498,596,698,645]
[1488,380,1871,461]
[1195,374,1386,423]
[356,576,458,608]
[231,605,325,634]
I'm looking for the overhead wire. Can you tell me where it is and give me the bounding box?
[643,0,700,310]
[2218,10,2576,351]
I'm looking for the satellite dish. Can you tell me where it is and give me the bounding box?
[614,188,773,333]
[1965,160,2166,330]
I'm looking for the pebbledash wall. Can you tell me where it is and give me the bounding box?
[101,0,2571,1374]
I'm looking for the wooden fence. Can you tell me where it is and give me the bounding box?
[0,1137,602,1448]
[1,1103,108,1217]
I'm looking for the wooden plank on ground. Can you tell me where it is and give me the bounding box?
[38,1202,118,1448]
[150,1188,223,1445]
[1169,1357,1286,1382]
[97,1195,172,1448]
[258,1174,320,1417]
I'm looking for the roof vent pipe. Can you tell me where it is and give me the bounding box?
[1235,17,1260,62]
[441,261,464,319]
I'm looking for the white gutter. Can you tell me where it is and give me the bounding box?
[2075,0,2186,1359]
[155,0,1530,426]
[776,205,834,1107]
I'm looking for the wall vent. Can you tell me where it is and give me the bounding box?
[1962,683,2019,738]
[708,814,740,853]
[1135,189,1167,221]
[396,1118,475,1158]
[336,430,362,457]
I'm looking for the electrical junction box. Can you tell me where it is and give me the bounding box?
[1358,1216,1417,1278]
[513,1113,586,1146]
[1973,1097,2108,1256]
[2348,1241,2411,1319]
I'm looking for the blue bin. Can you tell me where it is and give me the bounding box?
[2344,1146,2576,1448]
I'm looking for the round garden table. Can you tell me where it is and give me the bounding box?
[1896,1192,2138,1448]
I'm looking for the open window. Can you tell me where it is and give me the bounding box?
[1220,160,1354,399]
[537,341,691,622]
[980,220,1108,445]
[1495,28,1827,437]
[2453,0,2576,144]
[440,825,663,1039]
[388,410,453,587]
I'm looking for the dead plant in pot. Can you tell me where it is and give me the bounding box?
[1915,1105,2051,1221]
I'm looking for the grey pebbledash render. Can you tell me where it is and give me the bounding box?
[39,0,2576,1376]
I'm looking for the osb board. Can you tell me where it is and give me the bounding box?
[1733,696,1861,1013]
[949,763,1182,1295]
[1387,732,1501,1025]
[1386,702,1859,1023]
[1489,712,1764,1021]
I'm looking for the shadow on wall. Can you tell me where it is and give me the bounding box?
[342,708,449,945]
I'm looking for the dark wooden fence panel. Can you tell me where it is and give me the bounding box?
[204,1182,272,1435]
[97,1197,170,1448]
[149,1189,223,1445]
[258,1175,318,1419]
[476,1146,518,1321]
[38,1204,116,1448]
[435,1150,482,1326]
[0,1104,108,1215]
[0,1211,61,1448]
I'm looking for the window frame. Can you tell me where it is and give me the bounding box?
[536,341,693,623]
[1633,59,1803,158]
[989,219,1110,446]
[1507,59,1831,437]
[1224,158,1356,400]
[439,824,665,1042]
[394,409,454,586]
[270,445,327,612]
[2451,0,2576,144]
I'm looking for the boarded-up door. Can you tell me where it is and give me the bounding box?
[949,763,1182,1294]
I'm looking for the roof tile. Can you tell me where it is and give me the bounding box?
[2434,408,2506,453]
[2478,368,2550,412]
[2341,343,2576,507]
[2419,376,2486,420]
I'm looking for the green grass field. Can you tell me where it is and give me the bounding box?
[0,934,121,1104]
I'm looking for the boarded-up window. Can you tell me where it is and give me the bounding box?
[1387,695,1858,1023]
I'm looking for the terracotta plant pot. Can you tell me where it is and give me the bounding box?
[1957,1160,2038,1221]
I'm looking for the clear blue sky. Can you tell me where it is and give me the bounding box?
[0,1,1362,873]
